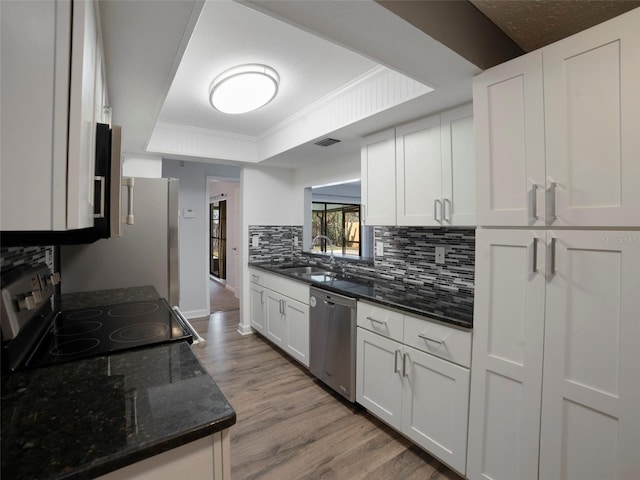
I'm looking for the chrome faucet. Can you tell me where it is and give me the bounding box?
[312,235,335,266]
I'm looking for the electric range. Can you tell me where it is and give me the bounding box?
[1,264,201,372]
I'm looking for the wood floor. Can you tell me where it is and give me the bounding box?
[209,277,240,313]
[190,308,465,480]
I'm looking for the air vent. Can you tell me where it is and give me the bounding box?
[313,138,341,147]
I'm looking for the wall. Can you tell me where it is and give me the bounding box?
[163,159,240,318]
[122,155,163,178]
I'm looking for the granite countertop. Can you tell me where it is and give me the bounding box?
[2,286,236,480]
[1,342,236,480]
[249,262,473,329]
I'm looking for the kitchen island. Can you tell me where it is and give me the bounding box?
[1,287,235,480]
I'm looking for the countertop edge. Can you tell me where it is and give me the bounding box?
[248,262,473,330]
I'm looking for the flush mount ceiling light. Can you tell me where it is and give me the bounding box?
[209,64,279,114]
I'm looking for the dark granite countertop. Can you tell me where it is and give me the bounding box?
[1,341,236,480]
[249,262,473,329]
[58,285,160,310]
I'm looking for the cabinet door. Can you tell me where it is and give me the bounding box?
[284,298,309,367]
[467,229,546,480]
[264,290,285,348]
[67,0,99,229]
[401,346,470,475]
[361,129,396,225]
[441,103,475,226]
[0,0,71,230]
[249,283,266,333]
[474,51,546,227]
[356,327,403,430]
[395,114,441,226]
[543,9,640,227]
[540,230,640,480]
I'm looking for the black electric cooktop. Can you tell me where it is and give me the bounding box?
[26,298,192,369]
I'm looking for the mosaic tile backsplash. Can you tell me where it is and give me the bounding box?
[248,225,475,297]
[0,246,54,274]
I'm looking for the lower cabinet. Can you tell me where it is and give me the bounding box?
[96,429,231,480]
[356,301,471,475]
[249,269,310,367]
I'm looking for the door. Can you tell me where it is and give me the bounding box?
[473,51,546,227]
[361,128,396,226]
[466,228,546,480]
[402,346,470,475]
[543,9,640,227]
[539,230,640,479]
[284,298,309,367]
[265,290,285,348]
[395,114,441,226]
[249,283,265,333]
[210,201,227,279]
[356,327,403,430]
[440,103,475,226]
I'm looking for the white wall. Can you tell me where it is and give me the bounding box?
[163,159,240,318]
[209,180,240,295]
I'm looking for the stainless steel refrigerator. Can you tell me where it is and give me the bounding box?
[60,177,180,305]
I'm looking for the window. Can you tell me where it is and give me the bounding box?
[311,202,361,257]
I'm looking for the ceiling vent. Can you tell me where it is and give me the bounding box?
[314,138,341,147]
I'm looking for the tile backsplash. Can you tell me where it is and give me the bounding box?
[248,225,475,297]
[0,246,54,274]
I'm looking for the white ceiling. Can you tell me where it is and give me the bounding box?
[99,0,639,169]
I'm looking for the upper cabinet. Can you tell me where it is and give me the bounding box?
[474,7,640,227]
[362,103,475,227]
[1,0,108,232]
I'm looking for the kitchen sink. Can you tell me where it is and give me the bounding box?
[280,265,332,275]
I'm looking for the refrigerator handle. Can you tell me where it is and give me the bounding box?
[122,177,135,225]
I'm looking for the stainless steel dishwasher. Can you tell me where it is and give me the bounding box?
[309,287,357,402]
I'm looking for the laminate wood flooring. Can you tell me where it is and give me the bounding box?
[209,278,240,313]
[190,311,464,480]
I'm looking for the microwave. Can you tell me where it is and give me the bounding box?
[0,123,123,246]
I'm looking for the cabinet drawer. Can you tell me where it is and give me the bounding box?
[248,269,309,305]
[403,314,471,368]
[357,301,404,342]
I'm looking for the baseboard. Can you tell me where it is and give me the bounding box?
[181,308,210,320]
[237,323,254,336]
[225,284,236,294]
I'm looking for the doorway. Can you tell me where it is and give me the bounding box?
[210,200,227,279]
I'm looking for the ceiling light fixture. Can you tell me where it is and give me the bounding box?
[209,64,279,114]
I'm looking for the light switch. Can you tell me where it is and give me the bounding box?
[252,235,259,248]
[294,236,299,247]
[376,241,384,256]
[435,246,445,264]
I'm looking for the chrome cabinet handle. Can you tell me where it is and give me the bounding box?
[548,237,557,277]
[402,352,408,377]
[530,238,539,274]
[260,290,264,304]
[418,333,444,345]
[94,175,106,219]
[443,198,452,223]
[394,349,400,374]
[366,316,386,325]
[546,180,557,224]
[122,177,135,225]
[529,181,539,221]
[434,199,443,223]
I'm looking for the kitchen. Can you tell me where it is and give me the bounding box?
[2,1,640,479]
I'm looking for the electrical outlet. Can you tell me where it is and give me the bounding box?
[435,246,445,264]
[252,235,259,248]
[376,241,384,256]
[294,236,299,247]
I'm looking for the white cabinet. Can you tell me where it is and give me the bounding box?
[362,104,475,227]
[361,128,397,225]
[97,429,231,480]
[467,229,640,480]
[356,301,471,475]
[248,269,310,367]
[474,8,640,228]
[0,0,104,231]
